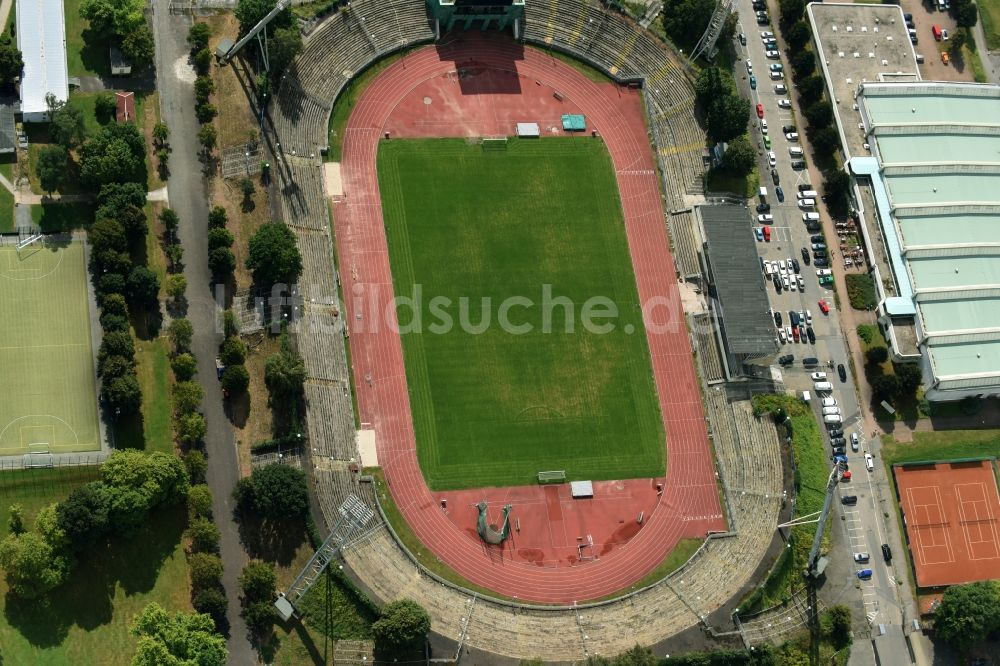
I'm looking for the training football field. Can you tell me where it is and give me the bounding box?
[0,242,101,455]
[378,138,665,490]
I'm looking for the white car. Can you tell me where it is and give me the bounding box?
[782,276,790,290]
[797,275,805,290]
[768,150,777,166]
[822,406,841,415]
[790,278,797,292]
[777,98,792,108]
[746,60,753,74]
[821,397,837,407]
[785,132,799,141]
[811,371,827,380]
[761,119,768,133]
[769,70,783,80]
[761,30,775,39]
[816,269,833,277]
[805,309,813,324]
[775,83,788,94]
[765,49,780,59]
[778,259,787,271]
[758,213,774,222]
[785,325,793,339]
[778,328,787,343]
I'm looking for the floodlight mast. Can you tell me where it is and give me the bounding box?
[219,0,292,68]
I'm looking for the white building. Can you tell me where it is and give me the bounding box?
[16,0,69,122]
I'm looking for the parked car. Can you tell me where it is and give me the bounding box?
[854,553,870,563]
[840,469,852,480]
[832,445,846,455]
[756,103,765,118]
[760,30,775,39]
[814,257,829,267]
[746,60,753,74]
[819,275,834,285]
[838,364,847,382]
[758,214,774,223]
[791,258,800,273]
[881,544,892,562]
[739,32,747,45]
[769,63,783,72]
[778,98,792,108]
[770,70,783,80]
[851,432,860,451]
[774,311,782,326]
[816,269,832,277]
[812,242,826,250]
[831,437,846,446]
[806,326,815,343]
[771,168,780,185]
[785,132,799,141]
[773,275,782,292]
[801,248,811,265]
[775,83,788,94]
[755,227,763,241]
[762,225,771,242]
[765,49,779,59]
[818,299,830,314]
[776,186,785,202]
[791,159,806,170]
[757,203,771,213]
[779,353,794,365]
[828,428,843,438]
[810,371,827,380]
[750,75,757,89]
[768,151,777,166]
[841,495,858,505]
[822,397,837,407]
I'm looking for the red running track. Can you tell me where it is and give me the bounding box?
[333,35,723,603]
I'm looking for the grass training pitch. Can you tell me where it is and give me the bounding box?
[0,242,101,455]
[378,138,665,490]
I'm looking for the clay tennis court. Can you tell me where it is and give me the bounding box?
[894,460,1000,587]
[332,34,723,602]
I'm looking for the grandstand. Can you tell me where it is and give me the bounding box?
[263,0,780,658]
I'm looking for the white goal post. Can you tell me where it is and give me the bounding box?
[15,233,44,257]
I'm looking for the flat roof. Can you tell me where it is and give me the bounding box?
[857,81,1000,382]
[16,0,69,117]
[698,204,777,356]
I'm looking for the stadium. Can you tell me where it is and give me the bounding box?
[269,0,786,659]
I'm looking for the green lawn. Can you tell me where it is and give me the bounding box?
[0,181,13,232]
[113,339,173,454]
[981,0,1000,50]
[63,0,111,78]
[30,203,96,232]
[379,138,665,490]
[0,243,101,455]
[882,429,1000,464]
[0,467,101,534]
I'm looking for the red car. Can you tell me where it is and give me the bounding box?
[756,103,765,118]
[762,225,771,242]
[841,470,852,481]
[818,299,830,314]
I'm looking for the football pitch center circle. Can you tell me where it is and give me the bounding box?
[0,414,82,456]
[330,36,723,603]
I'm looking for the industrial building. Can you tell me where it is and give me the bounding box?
[16,0,69,122]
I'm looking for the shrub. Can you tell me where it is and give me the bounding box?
[187,517,221,553]
[172,353,198,381]
[99,313,130,333]
[372,599,431,656]
[856,324,877,344]
[169,318,194,352]
[184,450,208,484]
[866,346,889,365]
[173,381,205,415]
[219,337,247,366]
[221,364,250,394]
[207,227,234,251]
[192,587,228,628]
[95,92,117,122]
[208,247,236,277]
[188,552,223,590]
[846,274,877,310]
[188,22,211,52]
[177,412,208,445]
[244,600,276,634]
[187,484,214,519]
[196,103,218,124]
[166,274,188,300]
[193,48,212,76]
[239,561,276,602]
[208,206,228,229]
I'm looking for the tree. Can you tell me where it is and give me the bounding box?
[95,92,118,122]
[235,0,293,35]
[102,292,129,317]
[208,247,236,278]
[866,346,889,365]
[127,265,160,309]
[662,0,717,52]
[208,206,228,229]
[171,353,198,381]
[99,354,135,380]
[193,588,228,628]
[790,49,815,79]
[97,182,147,221]
[188,485,213,520]
[778,0,806,25]
[98,271,127,297]
[193,48,212,76]
[822,169,852,220]
[804,100,833,129]
[100,313,129,332]
[50,103,87,148]
[80,122,148,188]
[0,531,69,598]
[810,126,841,159]
[239,561,277,602]
[870,373,899,401]
[244,600,277,634]
[196,102,218,124]
[188,22,211,52]
[372,599,431,656]
[239,177,256,200]
[706,94,750,144]
[130,603,227,666]
[102,450,190,511]
[221,364,250,394]
[270,25,303,73]
[894,362,923,395]
[949,27,968,55]
[56,483,111,551]
[114,204,150,244]
[0,35,24,90]
[189,552,223,590]
[694,68,735,109]
[100,330,136,365]
[174,381,205,415]
[152,121,170,146]
[785,21,812,51]
[720,135,757,175]
[198,123,217,153]
[194,76,215,104]
[80,0,146,36]
[933,581,1000,652]
[797,75,826,104]
[177,412,208,445]
[122,25,155,67]
[166,274,187,301]
[956,1,979,28]
[264,346,306,402]
[826,605,853,649]
[37,145,69,194]
[7,504,24,535]
[246,223,303,287]
[160,207,180,240]
[184,450,208,485]
[169,318,194,352]
[220,337,247,366]
[235,464,309,519]
[187,517,221,553]
[207,227,234,251]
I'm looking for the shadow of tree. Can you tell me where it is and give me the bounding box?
[237,513,307,568]
[3,506,186,648]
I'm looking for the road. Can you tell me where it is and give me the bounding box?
[731,5,915,664]
[150,4,255,663]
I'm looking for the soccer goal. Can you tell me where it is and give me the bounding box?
[481,137,508,152]
[537,470,566,484]
[15,233,44,259]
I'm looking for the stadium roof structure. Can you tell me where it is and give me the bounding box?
[854,81,1000,398]
[698,204,777,362]
[16,0,69,122]
[0,102,15,154]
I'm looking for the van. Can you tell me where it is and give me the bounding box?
[814,381,833,392]
[865,453,875,471]
[789,146,804,157]
[803,212,820,221]
[798,190,818,199]
[770,70,783,80]
[822,406,841,416]
[759,186,768,202]
[932,24,942,40]
[798,198,816,209]
[802,391,811,402]
[797,183,812,192]
[916,53,925,64]
[824,414,843,424]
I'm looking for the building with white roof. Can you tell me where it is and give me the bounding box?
[854,82,1000,401]
[16,0,69,122]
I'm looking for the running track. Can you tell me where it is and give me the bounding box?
[333,38,722,603]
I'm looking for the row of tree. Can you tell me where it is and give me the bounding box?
[694,67,755,176]
[0,451,188,599]
[188,23,220,157]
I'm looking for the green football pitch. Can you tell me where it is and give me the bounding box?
[0,242,101,455]
[378,138,665,490]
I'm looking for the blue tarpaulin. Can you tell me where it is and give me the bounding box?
[561,114,585,131]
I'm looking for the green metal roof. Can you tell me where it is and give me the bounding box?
[877,134,1000,165]
[899,214,1000,247]
[884,173,1000,206]
[921,298,1000,332]
[928,339,1000,377]
[864,92,1000,125]
[908,254,1000,290]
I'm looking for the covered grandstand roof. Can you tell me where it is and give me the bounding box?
[856,81,1000,388]
[16,0,69,121]
[698,204,777,356]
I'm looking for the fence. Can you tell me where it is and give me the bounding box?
[0,454,106,502]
